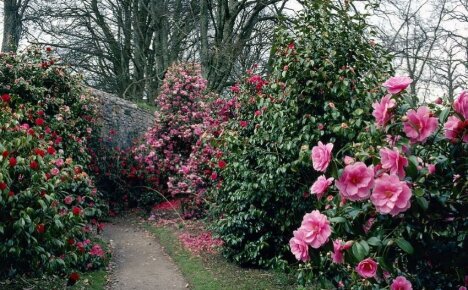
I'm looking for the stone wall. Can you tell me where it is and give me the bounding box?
[89,88,155,149]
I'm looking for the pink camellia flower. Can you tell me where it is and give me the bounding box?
[64,195,74,205]
[300,210,331,248]
[427,164,436,174]
[356,258,378,278]
[310,175,334,199]
[50,167,60,176]
[344,156,355,165]
[372,95,396,127]
[289,229,310,262]
[403,106,438,143]
[382,76,413,94]
[331,240,345,264]
[89,244,105,257]
[379,147,408,179]
[239,120,248,128]
[55,158,64,167]
[453,91,467,119]
[335,162,374,201]
[370,174,412,216]
[311,141,333,172]
[391,276,413,290]
[444,115,464,142]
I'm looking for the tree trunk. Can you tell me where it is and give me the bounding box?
[2,0,22,52]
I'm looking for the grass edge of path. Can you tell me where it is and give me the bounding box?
[140,220,299,290]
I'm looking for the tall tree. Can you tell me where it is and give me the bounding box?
[1,0,30,52]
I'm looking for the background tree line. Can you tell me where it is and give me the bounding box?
[1,0,466,101]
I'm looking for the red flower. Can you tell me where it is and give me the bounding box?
[27,128,35,135]
[47,146,56,155]
[218,160,227,169]
[30,161,39,170]
[2,150,8,158]
[34,148,45,157]
[8,191,15,197]
[37,110,45,116]
[72,206,81,216]
[68,272,80,285]
[9,157,17,167]
[288,41,295,50]
[0,182,7,190]
[36,223,45,233]
[210,172,218,180]
[35,118,45,126]
[46,47,52,52]
[1,93,11,103]
[40,191,47,197]
[67,238,75,245]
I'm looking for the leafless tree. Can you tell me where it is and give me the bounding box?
[21,0,290,99]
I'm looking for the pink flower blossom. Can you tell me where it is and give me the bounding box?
[335,162,374,201]
[344,156,355,165]
[55,158,64,167]
[454,91,467,119]
[311,141,333,172]
[391,276,413,290]
[370,174,412,216]
[289,229,310,262]
[89,244,105,257]
[379,147,408,179]
[444,115,465,142]
[50,167,60,176]
[356,258,378,278]
[403,106,438,143]
[331,240,345,264]
[382,76,413,94]
[310,175,334,199]
[372,95,396,127]
[363,217,376,233]
[300,210,331,248]
[427,164,436,174]
[64,195,74,205]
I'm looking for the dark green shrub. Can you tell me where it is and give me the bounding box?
[211,1,392,267]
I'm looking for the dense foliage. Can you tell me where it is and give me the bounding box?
[101,63,234,215]
[210,1,392,267]
[0,48,107,278]
[289,78,467,289]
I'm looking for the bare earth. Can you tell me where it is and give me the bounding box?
[103,218,188,290]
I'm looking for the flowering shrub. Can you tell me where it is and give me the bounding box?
[211,1,391,267]
[289,78,467,289]
[132,63,235,215]
[0,47,106,278]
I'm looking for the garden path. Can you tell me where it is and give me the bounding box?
[103,217,188,290]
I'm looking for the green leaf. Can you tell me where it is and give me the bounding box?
[416,196,429,210]
[395,238,414,254]
[329,217,346,223]
[439,108,450,123]
[352,241,366,261]
[367,237,382,247]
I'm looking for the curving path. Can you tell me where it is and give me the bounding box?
[103,218,188,290]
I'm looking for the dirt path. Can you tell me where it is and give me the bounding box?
[103,218,188,290]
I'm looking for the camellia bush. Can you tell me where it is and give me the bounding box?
[289,77,467,289]
[0,48,107,278]
[132,63,235,214]
[210,1,391,267]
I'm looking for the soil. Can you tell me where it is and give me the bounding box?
[103,217,188,290]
